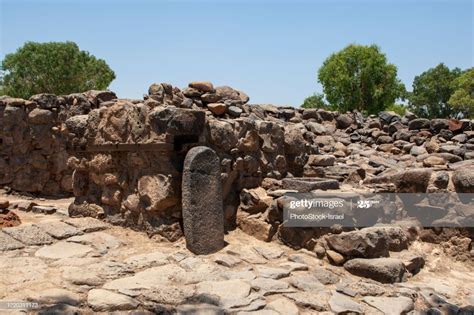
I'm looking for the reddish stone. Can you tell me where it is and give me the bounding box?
[0,210,21,228]
[448,119,463,133]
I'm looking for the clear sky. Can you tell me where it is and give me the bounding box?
[1,0,472,106]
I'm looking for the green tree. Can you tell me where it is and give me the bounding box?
[448,68,474,118]
[301,93,333,109]
[386,103,407,116]
[0,41,115,99]
[408,63,462,118]
[317,44,404,114]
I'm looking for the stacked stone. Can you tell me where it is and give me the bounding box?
[0,91,117,195]
[2,82,473,248]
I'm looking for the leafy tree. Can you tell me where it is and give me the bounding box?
[408,63,461,118]
[448,68,474,118]
[317,44,405,114]
[0,41,115,99]
[301,93,333,109]
[386,103,407,116]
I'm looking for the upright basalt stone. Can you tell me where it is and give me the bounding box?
[182,146,224,254]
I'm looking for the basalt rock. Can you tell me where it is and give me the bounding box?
[1,81,473,256]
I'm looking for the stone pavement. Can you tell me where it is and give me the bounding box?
[0,210,473,314]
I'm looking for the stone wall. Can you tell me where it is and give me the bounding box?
[0,91,117,196]
[1,81,473,246]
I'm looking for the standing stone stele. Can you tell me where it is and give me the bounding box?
[182,146,225,254]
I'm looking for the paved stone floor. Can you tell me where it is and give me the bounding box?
[0,196,473,314]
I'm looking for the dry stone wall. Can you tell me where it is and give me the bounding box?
[1,81,473,248]
[0,91,114,196]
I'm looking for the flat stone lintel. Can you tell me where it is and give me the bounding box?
[77,142,175,153]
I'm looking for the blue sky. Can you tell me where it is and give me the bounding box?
[1,0,472,105]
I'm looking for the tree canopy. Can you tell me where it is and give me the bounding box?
[408,63,462,118]
[448,68,474,118]
[0,41,115,99]
[316,44,405,114]
[301,93,333,110]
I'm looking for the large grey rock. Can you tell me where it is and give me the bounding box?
[408,118,430,130]
[182,146,225,255]
[336,114,353,129]
[344,258,406,283]
[395,168,432,193]
[326,227,390,259]
[307,154,336,166]
[65,115,89,137]
[149,106,205,136]
[452,168,474,193]
[379,111,401,125]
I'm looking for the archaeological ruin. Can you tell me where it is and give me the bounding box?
[1,81,473,314]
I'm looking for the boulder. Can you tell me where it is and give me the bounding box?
[395,168,432,193]
[379,111,400,125]
[65,115,89,137]
[408,118,430,130]
[84,90,117,106]
[138,174,178,212]
[240,187,273,213]
[306,122,326,135]
[29,93,58,109]
[344,258,406,283]
[149,106,205,136]
[306,154,335,166]
[326,227,390,259]
[207,103,226,116]
[228,105,243,117]
[336,114,353,129]
[189,81,214,93]
[430,119,449,133]
[237,211,275,242]
[452,168,474,193]
[28,108,54,125]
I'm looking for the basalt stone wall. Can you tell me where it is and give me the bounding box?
[61,82,316,240]
[2,81,474,246]
[0,91,117,196]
